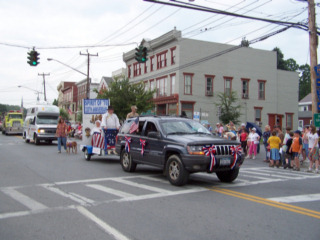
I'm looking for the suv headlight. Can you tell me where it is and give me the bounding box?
[38,129,45,134]
[187,145,205,155]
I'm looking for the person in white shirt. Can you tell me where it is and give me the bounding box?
[246,128,260,159]
[307,125,319,173]
[101,106,120,154]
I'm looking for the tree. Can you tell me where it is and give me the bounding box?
[215,91,241,125]
[96,78,155,120]
[299,63,311,100]
[59,108,70,120]
[77,105,82,123]
[52,99,58,106]
[273,47,287,70]
[284,58,299,72]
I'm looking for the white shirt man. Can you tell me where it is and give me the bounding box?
[101,107,120,130]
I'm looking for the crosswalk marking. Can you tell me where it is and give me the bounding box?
[240,169,298,179]
[111,178,172,194]
[86,184,136,198]
[2,188,47,211]
[268,193,320,203]
[42,184,94,206]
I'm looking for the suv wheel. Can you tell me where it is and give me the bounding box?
[84,149,91,161]
[216,168,239,183]
[166,155,189,186]
[120,149,137,172]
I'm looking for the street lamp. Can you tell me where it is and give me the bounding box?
[47,58,87,76]
[47,58,91,99]
[18,85,43,102]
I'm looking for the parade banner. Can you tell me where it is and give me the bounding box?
[82,99,109,146]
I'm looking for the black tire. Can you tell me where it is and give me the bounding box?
[84,149,91,161]
[120,149,137,172]
[166,155,189,186]
[216,168,239,183]
[34,135,40,145]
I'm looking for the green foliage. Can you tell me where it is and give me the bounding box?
[273,47,287,70]
[77,105,82,122]
[215,91,241,125]
[284,58,299,72]
[299,64,311,100]
[59,108,70,120]
[96,78,155,120]
[52,99,58,106]
[0,104,23,115]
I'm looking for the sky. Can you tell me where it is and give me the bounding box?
[0,0,319,108]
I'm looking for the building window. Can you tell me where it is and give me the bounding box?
[181,101,195,119]
[150,79,155,97]
[144,81,149,92]
[254,107,262,122]
[157,51,168,69]
[150,56,155,72]
[205,75,214,96]
[258,80,266,100]
[128,65,131,79]
[241,78,250,99]
[286,113,293,129]
[171,47,176,65]
[224,77,233,96]
[133,63,141,77]
[170,74,176,95]
[168,103,177,116]
[144,63,147,74]
[184,73,193,95]
[156,76,168,97]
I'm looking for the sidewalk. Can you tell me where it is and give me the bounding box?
[244,144,312,171]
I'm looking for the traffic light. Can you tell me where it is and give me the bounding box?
[27,49,40,66]
[135,45,148,63]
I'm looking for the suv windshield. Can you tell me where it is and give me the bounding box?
[160,119,211,135]
[36,115,59,125]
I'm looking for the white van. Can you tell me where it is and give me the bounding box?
[23,105,60,145]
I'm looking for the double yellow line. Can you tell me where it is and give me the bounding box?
[209,187,320,220]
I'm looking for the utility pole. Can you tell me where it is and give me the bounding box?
[80,50,98,99]
[308,0,318,121]
[38,73,50,102]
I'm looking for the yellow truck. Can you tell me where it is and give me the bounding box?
[2,110,24,135]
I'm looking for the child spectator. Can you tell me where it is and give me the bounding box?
[290,130,303,171]
[284,131,294,169]
[240,128,248,156]
[267,130,281,167]
[307,125,319,173]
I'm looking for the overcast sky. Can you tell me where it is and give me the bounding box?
[0,0,318,108]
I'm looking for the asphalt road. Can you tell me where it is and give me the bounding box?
[0,134,319,240]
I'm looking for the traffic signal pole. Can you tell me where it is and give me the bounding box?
[38,73,50,102]
[80,51,98,99]
[308,0,318,121]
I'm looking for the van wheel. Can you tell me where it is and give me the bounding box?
[34,135,40,145]
[120,149,136,172]
[166,155,189,186]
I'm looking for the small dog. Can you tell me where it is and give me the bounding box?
[66,141,77,154]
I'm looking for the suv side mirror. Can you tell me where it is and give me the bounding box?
[147,131,160,139]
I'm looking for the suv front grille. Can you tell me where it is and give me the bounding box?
[12,121,21,127]
[215,145,232,155]
[42,128,56,134]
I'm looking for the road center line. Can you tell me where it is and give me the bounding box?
[209,187,320,220]
[76,206,131,240]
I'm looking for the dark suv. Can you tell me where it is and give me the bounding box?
[116,116,244,186]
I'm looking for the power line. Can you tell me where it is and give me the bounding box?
[144,0,315,33]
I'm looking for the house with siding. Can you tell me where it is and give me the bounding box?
[123,28,299,131]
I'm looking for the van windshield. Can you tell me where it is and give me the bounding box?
[36,115,59,125]
[8,114,22,119]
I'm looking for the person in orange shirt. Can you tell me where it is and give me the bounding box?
[289,130,303,171]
